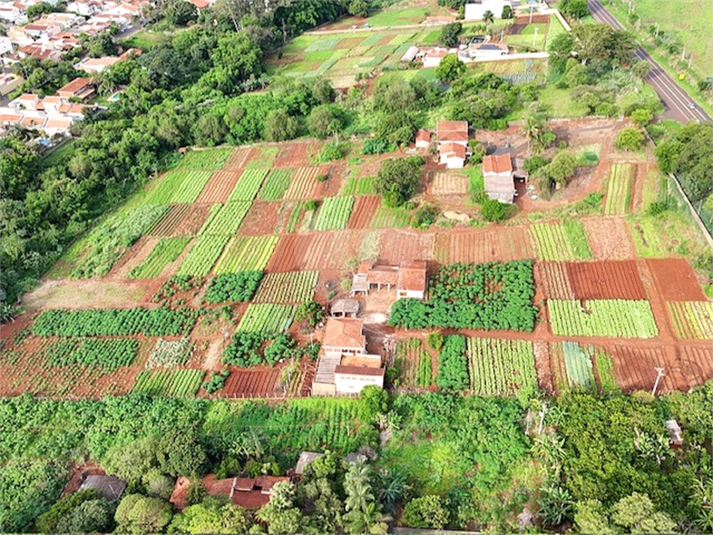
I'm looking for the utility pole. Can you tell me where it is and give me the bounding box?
[651,367,665,396]
[529,5,533,24]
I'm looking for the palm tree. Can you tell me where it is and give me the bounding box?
[483,9,495,30]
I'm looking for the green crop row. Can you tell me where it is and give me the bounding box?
[531,222,575,261]
[41,338,139,370]
[229,168,270,202]
[260,169,292,200]
[204,271,264,303]
[237,304,295,333]
[394,338,432,388]
[214,235,278,274]
[561,341,595,390]
[549,299,658,338]
[604,163,634,215]
[132,369,205,397]
[313,196,354,231]
[254,271,318,304]
[175,147,233,170]
[595,352,619,394]
[32,307,197,337]
[370,206,411,228]
[176,235,230,277]
[668,301,713,339]
[466,338,537,396]
[200,202,252,235]
[129,237,191,279]
[145,170,212,205]
[561,220,593,259]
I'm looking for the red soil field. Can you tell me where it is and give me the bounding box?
[221,366,281,397]
[195,171,241,204]
[268,234,330,272]
[608,344,683,394]
[647,258,706,301]
[582,217,635,260]
[273,140,315,168]
[348,195,380,229]
[539,262,575,299]
[566,260,647,300]
[376,230,434,265]
[436,227,533,264]
[679,345,713,391]
[174,204,213,236]
[222,147,251,170]
[238,201,281,236]
[150,204,190,236]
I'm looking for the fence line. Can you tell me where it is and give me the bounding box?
[667,173,713,250]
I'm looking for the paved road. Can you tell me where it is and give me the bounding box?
[587,0,710,123]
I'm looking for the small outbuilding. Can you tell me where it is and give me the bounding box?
[415,128,431,149]
[401,45,419,63]
[483,152,515,203]
[79,475,127,502]
[330,299,359,318]
[294,452,325,476]
[439,142,467,169]
[397,260,428,300]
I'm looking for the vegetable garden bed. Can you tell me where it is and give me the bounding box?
[548,299,658,338]
[466,338,537,396]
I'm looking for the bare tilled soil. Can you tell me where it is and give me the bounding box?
[567,260,647,300]
[647,258,707,301]
[196,172,241,203]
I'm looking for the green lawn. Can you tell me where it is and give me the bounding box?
[365,7,428,26]
[41,139,76,168]
[537,86,589,118]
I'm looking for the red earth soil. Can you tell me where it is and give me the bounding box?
[150,204,190,236]
[220,366,281,398]
[581,217,636,260]
[222,147,251,171]
[268,231,362,272]
[174,204,213,236]
[376,230,434,265]
[238,201,281,236]
[539,262,575,300]
[647,258,706,301]
[273,140,315,168]
[566,260,647,300]
[195,171,241,204]
[435,226,534,264]
[607,344,686,394]
[268,234,322,272]
[108,236,157,279]
[348,195,380,229]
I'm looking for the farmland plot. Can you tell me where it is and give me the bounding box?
[229,168,270,202]
[41,337,139,370]
[196,171,241,204]
[604,163,634,215]
[223,147,252,170]
[561,341,595,390]
[260,169,292,200]
[200,202,252,235]
[237,304,295,333]
[176,235,230,276]
[214,235,279,273]
[370,206,411,228]
[284,167,319,199]
[531,221,591,261]
[548,299,658,338]
[595,352,619,394]
[221,367,281,397]
[348,196,381,229]
[129,237,191,279]
[133,369,205,397]
[149,204,190,236]
[394,339,432,388]
[667,302,713,339]
[540,262,575,299]
[313,196,354,231]
[466,338,537,396]
[145,171,212,205]
[175,147,232,170]
[431,173,469,196]
[254,271,318,303]
[438,227,534,264]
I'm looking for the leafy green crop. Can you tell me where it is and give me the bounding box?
[204,271,264,303]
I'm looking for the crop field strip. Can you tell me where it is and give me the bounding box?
[222,147,252,170]
[284,167,319,199]
[667,302,713,339]
[129,237,191,279]
[38,337,139,370]
[394,339,432,388]
[678,345,713,390]
[149,204,190,236]
[370,206,411,228]
[608,345,679,393]
[176,235,230,277]
[132,369,205,397]
[531,221,592,261]
[32,308,197,336]
[541,260,646,300]
[548,299,658,338]
[175,147,232,170]
[260,169,292,200]
[313,196,354,231]
[431,172,469,196]
[540,262,575,299]
[195,171,242,204]
[437,227,534,264]
[466,338,537,396]
[604,163,634,215]
[229,168,270,202]
[221,366,281,397]
[145,170,212,205]
[214,235,279,273]
[253,271,319,303]
[237,304,295,333]
[200,202,252,235]
[560,341,595,390]
[348,196,381,229]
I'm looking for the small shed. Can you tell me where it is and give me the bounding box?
[331,299,359,318]
[397,260,428,300]
[401,45,419,63]
[415,128,431,149]
[79,475,126,502]
[665,420,683,447]
[294,451,325,476]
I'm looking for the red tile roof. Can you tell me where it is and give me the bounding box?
[437,120,468,143]
[323,318,365,350]
[398,260,427,292]
[335,365,385,377]
[483,153,512,174]
[440,142,466,159]
[416,128,431,144]
[57,77,92,95]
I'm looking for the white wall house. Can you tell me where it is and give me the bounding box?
[464,0,512,20]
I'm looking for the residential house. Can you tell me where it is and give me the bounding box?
[464,0,512,20]
[415,128,431,149]
[67,0,103,16]
[76,56,121,73]
[7,26,34,47]
[0,3,24,24]
[0,110,23,128]
[44,115,73,136]
[170,475,291,511]
[396,260,428,300]
[423,14,456,25]
[468,42,508,59]
[351,261,398,296]
[18,43,62,61]
[482,152,515,203]
[421,46,449,68]
[0,73,22,96]
[313,318,385,396]
[9,93,42,111]
[439,141,466,168]
[57,77,95,101]
[0,36,14,56]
